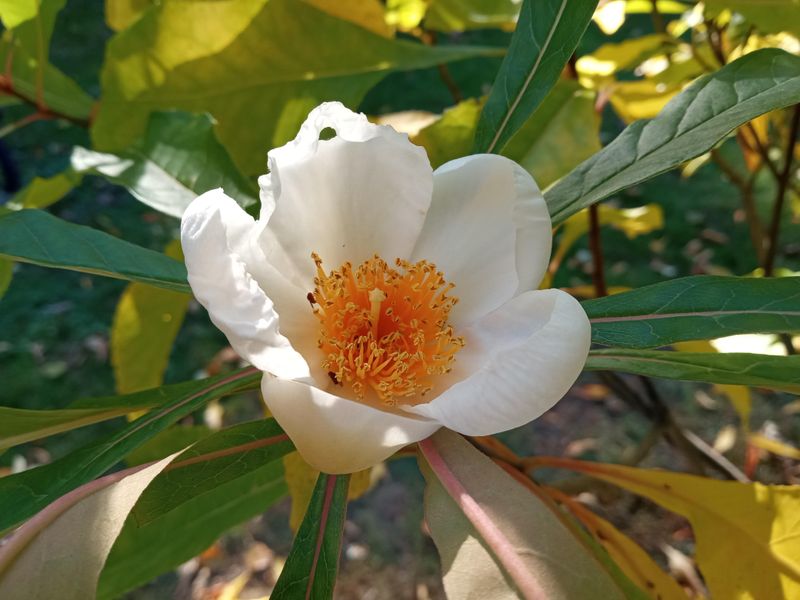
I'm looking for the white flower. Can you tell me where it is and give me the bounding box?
[181,102,590,474]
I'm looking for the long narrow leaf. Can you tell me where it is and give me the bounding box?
[0,209,190,293]
[545,49,800,225]
[584,276,800,348]
[0,368,260,532]
[271,473,350,600]
[585,350,800,393]
[474,0,598,154]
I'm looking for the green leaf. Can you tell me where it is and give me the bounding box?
[0,0,93,123]
[585,350,800,394]
[502,80,601,189]
[5,170,83,210]
[0,209,190,293]
[704,0,800,37]
[424,0,520,32]
[418,430,630,599]
[0,258,11,299]
[0,378,223,452]
[0,368,260,533]
[92,0,500,174]
[124,424,212,466]
[271,473,350,600]
[105,0,153,31]
[585,276,800,349]
[414,80,601,187]
[98,460,287,600]
[111,241,190,394]
[545,49,800,225]
[75,112,259,218]
[0,454,177,600]
[132,419,293,524]
[473,0,598,154]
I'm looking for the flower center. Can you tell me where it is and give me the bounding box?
[308,252,465,405]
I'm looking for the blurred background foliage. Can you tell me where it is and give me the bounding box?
[0,0,799,598]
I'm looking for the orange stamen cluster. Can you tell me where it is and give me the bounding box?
[309,253,464,405]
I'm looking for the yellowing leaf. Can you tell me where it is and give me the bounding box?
[717,384,753,429]
[283,452,375,531]
[110,240,190,396]
[105,0,152,31]
[749,434,800,460]
[610,79,680,123]
[411,98,484,169]
[704,0,800,37]
[385,0,428,31]
[305,0,393,37]
[544,487,687,600]
[424,0,520,32]
[593,0,626,35]
[577,34,671,81]
[534,457,800,599]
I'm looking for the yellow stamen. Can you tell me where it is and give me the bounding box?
[309,252,464,405]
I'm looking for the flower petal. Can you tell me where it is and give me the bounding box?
[411,154,551,327]
[258,102,433,290]
[181,189,309,379]
[404,289,590,435]
[263,376,440,474]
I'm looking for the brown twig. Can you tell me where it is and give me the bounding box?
[650,0,665,33]
[420,30,463,105]
[764,104,800,276]
[0,51,91,129]
[588,204,608,298]
[710,148,764,262]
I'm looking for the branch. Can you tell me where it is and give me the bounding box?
[764,104,800,276]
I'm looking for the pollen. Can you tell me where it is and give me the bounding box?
[309,252,465,405]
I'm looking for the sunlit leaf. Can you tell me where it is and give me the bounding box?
[75,112,258,218]
[705,0,800,37]
[5,170,83,210]
[0,209,190,293]
[132,419,292,524]
[105,0,152,31]
[0,368,260,532]
[545,49,800,224]
[305,0,393,36]
[419,430,630,599]
[424,0,520,32]
[593,0,626,35]
[412,98,484,168]
[98,460,287,600]
[0,378,218,452]
[585,349,800,393]
[474,0,599,154]
[111,241,190,396]
[534,457,800,599]
[271,472,350,600]
[92,0,498,174]
[0,454,176,600]
[584,276,800,349]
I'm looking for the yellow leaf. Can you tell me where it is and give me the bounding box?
[609,79,680,122]
[577,34,670,80]
[105,0,152,31]
[534,458,800,599]
[717,384,753,429]
[593,0,626,35]
[749,434,800,461]
[411,98,484,169]
[544,486,687,600]
[110,241,190,397]
[424,0,519,32]
[305,0,393,37]
[385,0,428,31]
[283,452,376,531]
